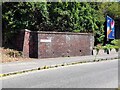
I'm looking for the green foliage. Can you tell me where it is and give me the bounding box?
[95,43,119,54]
[99,2,120,18]
[99,2,120,31]
[2,2,49,31]
[111,40,119,46]
[94,44,102,55]
[4,2,120,46]
[2,2,49,45]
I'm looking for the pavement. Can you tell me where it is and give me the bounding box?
[1,52,119,75]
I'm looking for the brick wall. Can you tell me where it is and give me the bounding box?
[21,29,94,58]
[15,30,25,51]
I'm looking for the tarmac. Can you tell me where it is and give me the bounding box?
[1,50,119,76]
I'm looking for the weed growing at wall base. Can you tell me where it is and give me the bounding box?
[0,48,31,63]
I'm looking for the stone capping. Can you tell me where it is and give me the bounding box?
[21,29,93,36]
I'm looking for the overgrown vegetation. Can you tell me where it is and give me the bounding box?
[1,48,31,63]
[2,1,120,48]
[94,40,120,54]
[1,0,120,64]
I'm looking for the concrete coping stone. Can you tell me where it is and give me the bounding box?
[21,29,94,35]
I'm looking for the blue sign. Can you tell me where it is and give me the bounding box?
[107,16,115,39]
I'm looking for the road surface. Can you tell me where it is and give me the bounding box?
[2,60,118,88]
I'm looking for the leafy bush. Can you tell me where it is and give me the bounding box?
[2,2,105,46]
[95,42,119,53]
[111,40,119,46]
[94,44,102,54]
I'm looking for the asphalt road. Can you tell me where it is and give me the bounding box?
[2,60,118,88]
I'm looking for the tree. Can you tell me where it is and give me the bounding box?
[2,2,49,46]
[3,2,109,47]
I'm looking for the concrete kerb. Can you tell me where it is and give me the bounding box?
[0,57,118,78]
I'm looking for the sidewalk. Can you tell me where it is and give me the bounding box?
[1,53,118,74]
